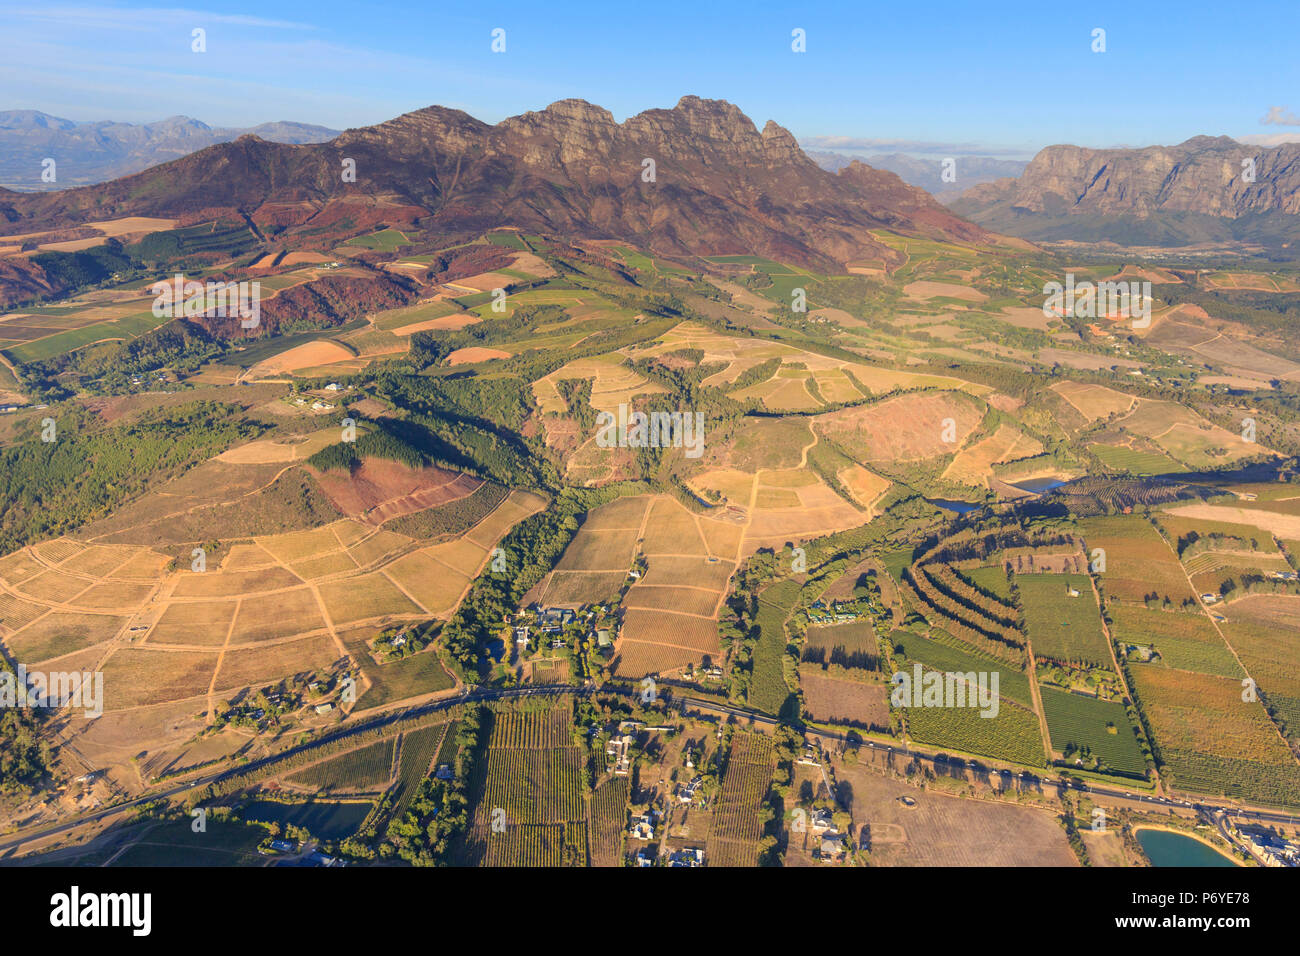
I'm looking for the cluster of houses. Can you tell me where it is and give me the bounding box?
[668,847,704,867]
[606,734,635,776]
[515,604,619,657]
[290,395,337,412]
[809,808,847,864]
[807,600,861,626]
[675,776,705,806]
[1236,824,1300,867]
[628,810,658,842]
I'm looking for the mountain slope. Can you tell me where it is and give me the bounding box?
[805,149,1027,199]
[950,136,1300,250]
[0,97,991,275]
[0,111,340,190]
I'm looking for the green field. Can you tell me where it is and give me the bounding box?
[4,310,171,363]
[902,690,1046,766]
[1016,573,1112,667]
[1089,443,1186,476]
[486,231,527,251]
[344,228,409,251]
[962,564,1014,602]
[893,630,1033,707]
[1039,686,1147,777]
[1108,605,1242,678]
[284,738,396,790]
[107,820,269,867]
[749,580,799,717]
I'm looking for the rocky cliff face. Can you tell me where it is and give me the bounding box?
[0,97,990,273]
[950,136,1300,247]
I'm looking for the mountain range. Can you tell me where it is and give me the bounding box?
[950,136,1300,252]
[804,150,1027,199]
[0,111,340,190]
[0,97,990,277]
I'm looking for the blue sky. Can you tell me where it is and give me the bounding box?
[2,0,1297,157]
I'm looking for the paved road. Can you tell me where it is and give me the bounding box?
[4,680,1296,856]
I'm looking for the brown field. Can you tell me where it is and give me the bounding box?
[445,347,510,365]
[33,538,85,565]
[539,570,627,606]
[217,427,345,465]
[391,312,480,335]
[578,495,651,531]
[833,762,1077,866]
[555,528,638,572]
[258,525,351,564]
[17,570,94,604]
[942,424,1044,487]
[688,468,756,507]
[5,611,128,663]
[838,465,891,510]
[344,530,413,568]
[0,549,48,586]
[799,669,890,729]
[57,545,136,577]
[218,543,279,571]
[246,340,356,378]
[622,585,721,617]
[903,281,987,302]
[815,391,985,463]
[1080,515,1197,607]
[145,601,238,647]
[99,648,219,709]
[1129,663,1296,766]
[228,588,327,643]
[640,555,735,592]
[0,592,52,634]
[169,567,302,598]
[287,550,361,580]
[107,549,172,580]
[618,608,720,652]
[995,306,1054,331]
[424,536,489,577]
[69,581,154,610]
[310,461,477,526]
[1164,504,1300,540]
[640,498,708,556]
[1050,381,1137,421]
[317,572,421,626]
[382,551,472,614]
[213,633,340,691]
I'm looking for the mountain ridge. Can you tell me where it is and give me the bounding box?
[0,111,341,190]
[950,135,1300,250]
[0,96,992,276]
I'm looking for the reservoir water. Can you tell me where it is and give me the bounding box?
[1136,828,1238,867]
[1011,476,1068,494]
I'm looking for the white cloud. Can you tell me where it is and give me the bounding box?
[1260,105,1300,127]
[1240,132,1300,147]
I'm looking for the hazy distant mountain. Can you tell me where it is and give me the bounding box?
[805,149,1027,199]
[0,111,340,190]
[949,136,1300,252]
